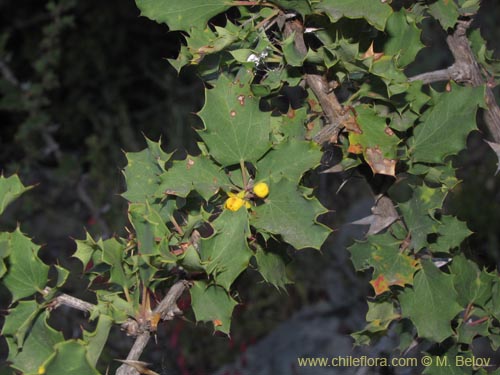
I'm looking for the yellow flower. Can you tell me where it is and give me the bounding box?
[38,366,46,375]
[225,190,251,211]
[225,196,245,211]
[253,182,269,198]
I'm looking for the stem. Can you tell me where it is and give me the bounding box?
[170,214,184,236]
[123,286,131,304]
[116,280,190,375]
[467,316,489,326]
[240,160,248,189]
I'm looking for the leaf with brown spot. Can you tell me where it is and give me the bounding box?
[362,42,385,61]
[347,105,399,175]
[365,147,397,176]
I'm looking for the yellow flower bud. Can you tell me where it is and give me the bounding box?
[225,196,245,211]
[38,366,46,375]
[253,182,269,198]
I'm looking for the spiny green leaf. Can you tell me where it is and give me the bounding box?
[398,184,446,250]
[83,315,113,367]
[384,10,424,68]
[122,137,172,203]
[349,233,403,271]
[348,105,399,175]
[156,154,232,200]
[54,265,70,288]
[198,74,271,166]
[422,348,474,374]
[3,228,50,301]
[0,174,31,216]
[449,254,494,307]
[457,316,489,345]
[282,33,306,66]
[201,209,252,290]
[101,238,131,289]
[314,0,392,30]
[73,232,103,272]
[41,340,100,375]
[9,311,64,374]
[256,139,322,184]
[369,247,419,295]
[190,280,237,334]
[408,84,484,163]
[135,0,230,32]
[255,248,291,290]
[252,180,330,250]
[1,300,41,348]
[94,291,134,324]
[0,232,9,278]
[270,0,312,16]
[429,216,472,253]
[428,0,459,30]
[352,301,400,345]
[400,260,462,343]
[128,202,171,255]
[348,232,419,295]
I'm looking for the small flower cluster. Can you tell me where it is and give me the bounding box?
[224,182,269,211]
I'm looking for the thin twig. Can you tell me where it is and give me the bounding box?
[281,17,351,143]
[116,280,191,375]
[43,287,95,313]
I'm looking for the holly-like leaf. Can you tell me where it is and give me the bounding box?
[255,248,291,290]
[352,301,400,345]
[348,105,399,176]
[54,265,70,288]
[73,232,103,272]
[457,316,489,345]
[128,202,171,255]
[252,180,330,250]
[398,185,446,251]
[408,84,484,163]
[3,228,50,301]
[2,300,41,348]
[198,74,271,166]
[122,137,172,203]
[9,311,64,374]
[190,281,238,334]
[256,139,322,184]
[349,232,419,295]
[101,238,131,289]
[135,0,230,32]
[369,249,419,296]
[0,174,31,216]
[201,209,252,290]
[270,0,312,16]
[428,0,459,30]
[422,349,474,375]
[450,255,494,307]
[400,260,462,343]
[314,0,392,30]
[384,10,424,67]
[429,216,472,253]
[156,155,231,200]
[83,315,113,367]
[0,232,9,278]
[94,291,134,324]
[41,340,100,375]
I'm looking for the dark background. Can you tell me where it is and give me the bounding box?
[1,1,500,374]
